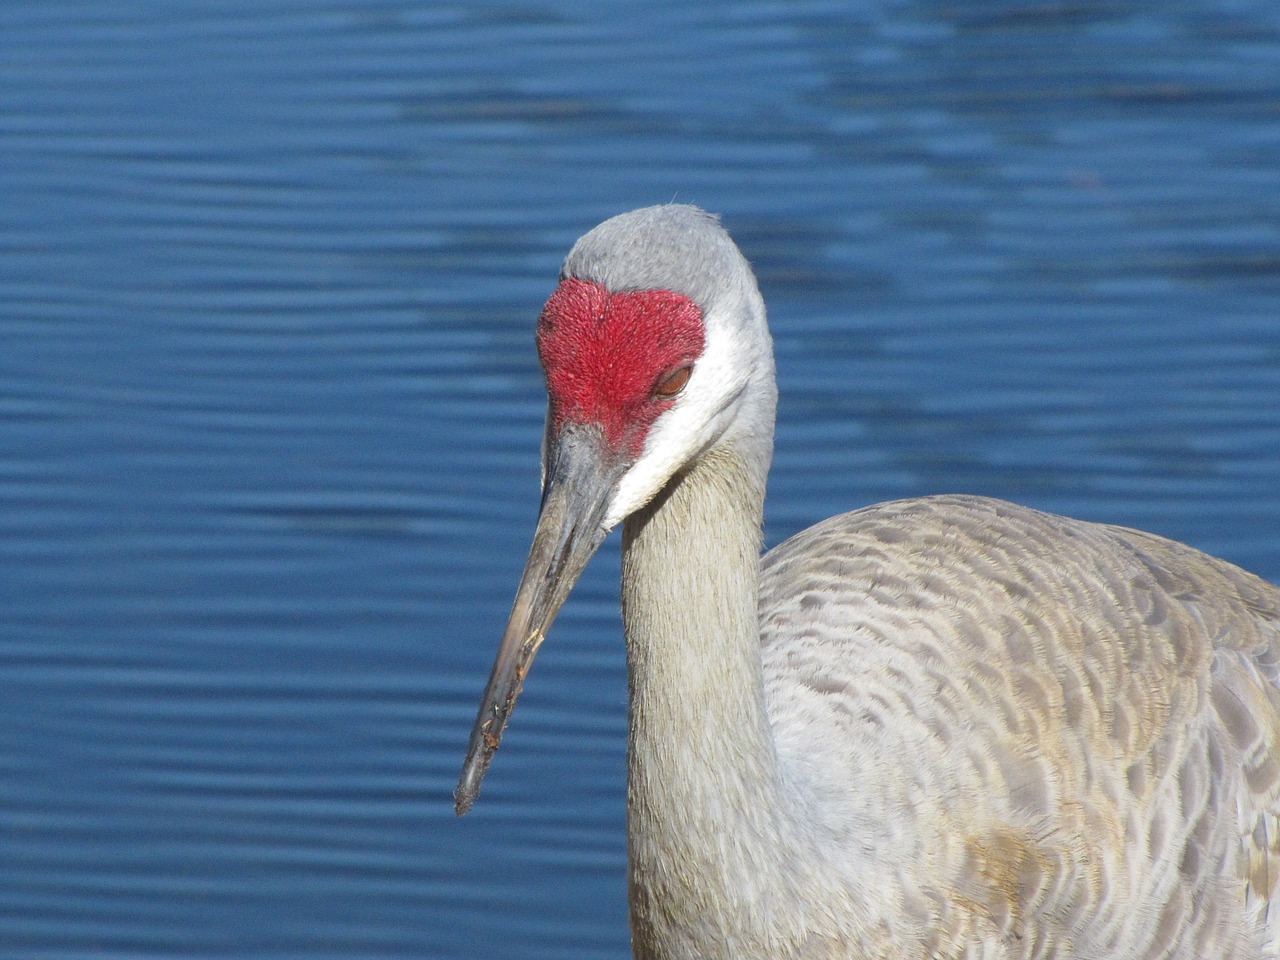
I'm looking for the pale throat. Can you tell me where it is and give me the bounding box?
[620,445,787,847]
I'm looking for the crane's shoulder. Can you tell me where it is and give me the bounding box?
[761,493,1280,657]
[757,494,1280,955]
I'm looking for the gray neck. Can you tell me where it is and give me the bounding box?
[621,445,799,958]
[619,443,903,959]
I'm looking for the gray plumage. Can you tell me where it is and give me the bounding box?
[757,495,1280,957]
[461,205,1280,959]
[562,205,745,312]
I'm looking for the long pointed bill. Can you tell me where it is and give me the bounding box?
[455,426,623,815]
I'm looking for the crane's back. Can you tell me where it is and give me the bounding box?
[758,494,1280,957]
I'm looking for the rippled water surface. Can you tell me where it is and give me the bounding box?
[3,1,1280,957]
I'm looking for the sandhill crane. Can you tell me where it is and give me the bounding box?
[455,204,1280,959]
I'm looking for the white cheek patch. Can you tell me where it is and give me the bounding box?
[603,316,747,529]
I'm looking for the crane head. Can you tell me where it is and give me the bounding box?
[455,205,774,814]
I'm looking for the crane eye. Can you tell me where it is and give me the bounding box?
[653,365,692,399]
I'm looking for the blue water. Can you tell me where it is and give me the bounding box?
[2,1,1279,957]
